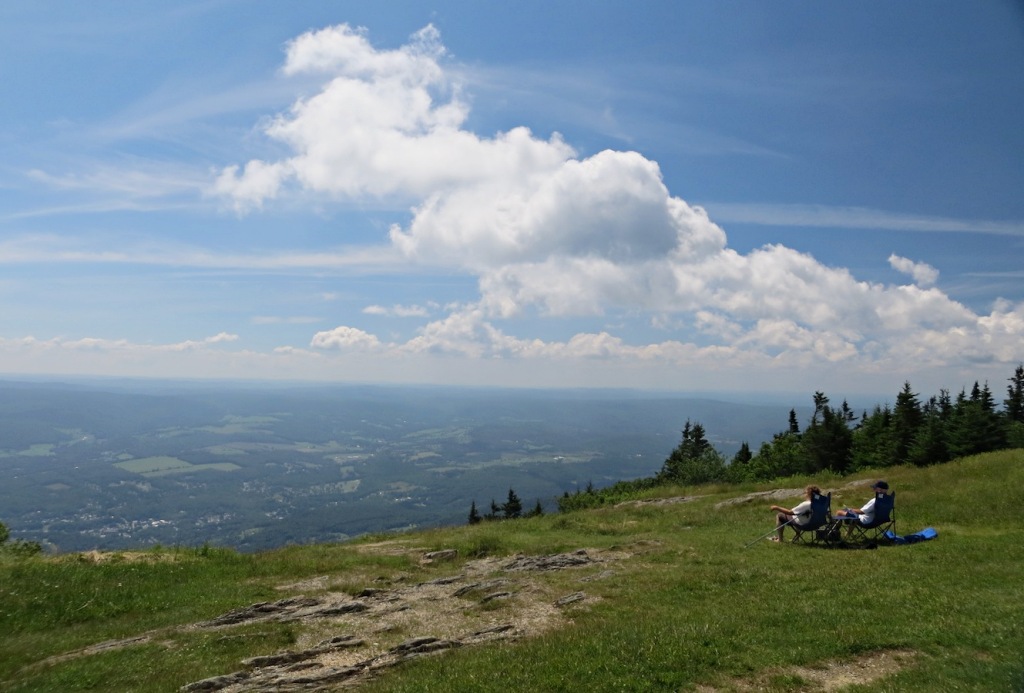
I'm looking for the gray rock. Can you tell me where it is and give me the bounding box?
[555,591,586,606]
[422,549,458,562]
[503,549,593,571]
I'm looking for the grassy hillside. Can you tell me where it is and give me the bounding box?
[2,450,1022,691]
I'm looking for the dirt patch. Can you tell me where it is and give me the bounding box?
[696,648,919,692]
[616,495,705,508]
[350,539,429,556]
[714,488,807,508]
[70,550,187,564]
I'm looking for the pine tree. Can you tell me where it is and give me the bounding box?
[525,500,544,517]
[851,404,896,470]
[801,392,853,473]
[788,409,801,435]
[1005,364,1024,424]
[657,420,725,484]
[467,500,482,525]
[892,381,923,465]
[907,402,949,467]
[948,384,1005,457]
[1005,364,1024,447]
[485,499,501,521]
[502,488,523,519]
[726,442,753,483]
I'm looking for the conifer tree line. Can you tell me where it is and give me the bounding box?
[467,488,543,524]
[0,521,42,556]
[559,364,1024,512]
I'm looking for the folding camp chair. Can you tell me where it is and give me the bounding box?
[791,491,833,545]
[835,492,895,544]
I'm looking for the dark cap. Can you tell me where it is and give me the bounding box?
[873,480,889,490]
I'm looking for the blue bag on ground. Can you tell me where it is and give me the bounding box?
[884,527,937,544]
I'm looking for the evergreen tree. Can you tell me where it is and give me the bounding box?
[788,409,801,435]
[979,381,1007,451]
[485,499,501,521]
[467,500,482,525]
[1005,365,1024,447]
[1005,364,1024,424]
[801,392,853,474]
[525,500,544,517]
[657,420,725,485]
[948,384,1006,458]
[840,399,856,423]
[502,488,523,519]
[749,431,804,480]
[907,400,949,467]
[726,442,753,483]
[851,404,896,470]
[0,520,41,556]
[892,381,923,465]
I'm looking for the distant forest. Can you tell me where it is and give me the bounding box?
[559,364,1024,511]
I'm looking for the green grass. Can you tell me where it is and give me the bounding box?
[3,451,1023,691]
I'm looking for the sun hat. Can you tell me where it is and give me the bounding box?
[873,480,889,490]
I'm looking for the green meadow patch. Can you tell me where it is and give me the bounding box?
[0,443,56,458]
[114,456,240,477]
[2,450,1023,691]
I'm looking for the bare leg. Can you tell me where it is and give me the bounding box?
[775,512,789,541]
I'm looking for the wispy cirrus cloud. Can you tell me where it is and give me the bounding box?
[1,332,237,353]
[0,234,406,273]
[362,303,434,318]
[701,202,1024,237]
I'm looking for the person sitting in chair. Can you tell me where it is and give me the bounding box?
[768,485,820,542]
[834,480,890,524]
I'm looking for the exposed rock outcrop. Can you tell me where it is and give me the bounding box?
[179,546,621,691]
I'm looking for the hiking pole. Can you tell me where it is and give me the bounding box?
[744,518,794,548]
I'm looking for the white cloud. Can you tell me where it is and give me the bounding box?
[310,326,383,352]
[888,253,939,286]
[362,303,432,318]
[389,150,715,268]
[252,316,321,325]
[213,160,289,212]
[88,333,238,352]
[704,202,1024,237]
[0,333,238,354]
[206,23,1024,385]
[215,23,573,212]
[0,234,404,272]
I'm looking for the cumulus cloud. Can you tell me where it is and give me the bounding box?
[215,23,1023,379]
[214,23,572,212]
[889,253,939,286]
[310,326,383,352]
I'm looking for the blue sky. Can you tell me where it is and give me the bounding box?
[1,1,1022,397]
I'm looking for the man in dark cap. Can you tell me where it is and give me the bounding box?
[835,480,890,524]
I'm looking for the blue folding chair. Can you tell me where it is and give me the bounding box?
[836,492,895,544]
[791,491,833,545]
